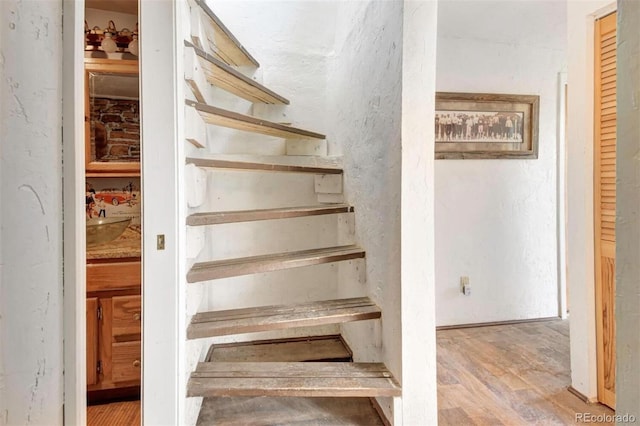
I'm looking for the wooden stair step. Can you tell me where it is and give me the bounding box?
[197,397,386,426]
[191,0,259,67]
[186,154,342,175]
[187,362,401,397]
[187,245,365,282]
[186,100,325,140]
[187,297,380,339]
[187,205,353,226]
[185,41,289,104]
[206,335,352,362]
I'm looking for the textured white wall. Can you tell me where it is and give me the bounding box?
[0,0,64,424]
[434,0,567,326]
[615,0,640,417]
[566,0,614,400]
[400,1,439,423]
[188,0,342,339]
[328,0,403,420]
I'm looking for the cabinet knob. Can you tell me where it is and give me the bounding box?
[133,313,141,321]
[133,359,141,368]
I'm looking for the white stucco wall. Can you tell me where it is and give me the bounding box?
[566,0,615,400]
[434,0,567,326]
[615,0,640,418]
[400,1,439,423]
[186,0,341,339]
[328,0,404,420]
[0,0,64,424]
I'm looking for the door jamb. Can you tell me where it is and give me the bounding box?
[557,71,568,319]
[62,0,87,424]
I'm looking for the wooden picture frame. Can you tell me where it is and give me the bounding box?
[435,92,539,159]
[85,58,140,175]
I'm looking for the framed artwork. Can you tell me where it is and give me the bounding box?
[435,92,540,159]
[85,58,140,174]
[85,177,141,253]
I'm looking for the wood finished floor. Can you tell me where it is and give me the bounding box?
[87,400,140,426]
[86,320,615,426]
[437,319,615,425]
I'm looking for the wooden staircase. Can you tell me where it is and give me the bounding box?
[183,1,400,422]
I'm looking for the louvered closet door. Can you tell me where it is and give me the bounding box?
[594,11,616,410]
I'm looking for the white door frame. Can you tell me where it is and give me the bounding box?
[557,71,568,319]
[62,0,183,424]
[62,0,87,424]
[140,0,185,424]
[566,0,617,401]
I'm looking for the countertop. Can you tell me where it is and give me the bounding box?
[87,227,141,260]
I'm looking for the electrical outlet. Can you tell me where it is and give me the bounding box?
[460,276,471,296]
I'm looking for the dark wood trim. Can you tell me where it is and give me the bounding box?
[436,316,560,331]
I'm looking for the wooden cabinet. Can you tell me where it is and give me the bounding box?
[87,297,99,386]
[85,57,142,398]
[87,259,141,392]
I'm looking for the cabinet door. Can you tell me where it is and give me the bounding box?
[86,297,99,386]
[112,341,142,383]
[112,295,142,342]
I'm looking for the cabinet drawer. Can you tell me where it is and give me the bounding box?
[112,341,141,383]
[112,295,141,341]
[87,261,141,292]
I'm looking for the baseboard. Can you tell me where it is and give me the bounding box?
[436,316,560,331]
[369,397,392,426]
[568,386,599,404]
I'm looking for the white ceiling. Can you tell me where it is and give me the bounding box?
[86,0,138,15]
[437,0,567,51]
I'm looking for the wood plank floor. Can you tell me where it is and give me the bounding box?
[87,400,140,426]
[87,320,614,426]
[437,319,615,425]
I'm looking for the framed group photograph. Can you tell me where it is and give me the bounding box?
[435,92,539,159]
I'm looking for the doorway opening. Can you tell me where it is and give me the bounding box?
[83,1,142,423]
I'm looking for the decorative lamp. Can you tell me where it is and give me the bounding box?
[128,31,138,56]
[100,20,118,53]
[128,23,139,56]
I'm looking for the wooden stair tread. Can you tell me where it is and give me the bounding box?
[188,362,401,397]
[187,205,353,226]
[196,397,385,426]
[186,155,343,175]
[192,0,259,67]
[187,297,380,339]
[185,41,288,104]
[187,245,365,282]
[186,100,325,140]
[206,335,352,362]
